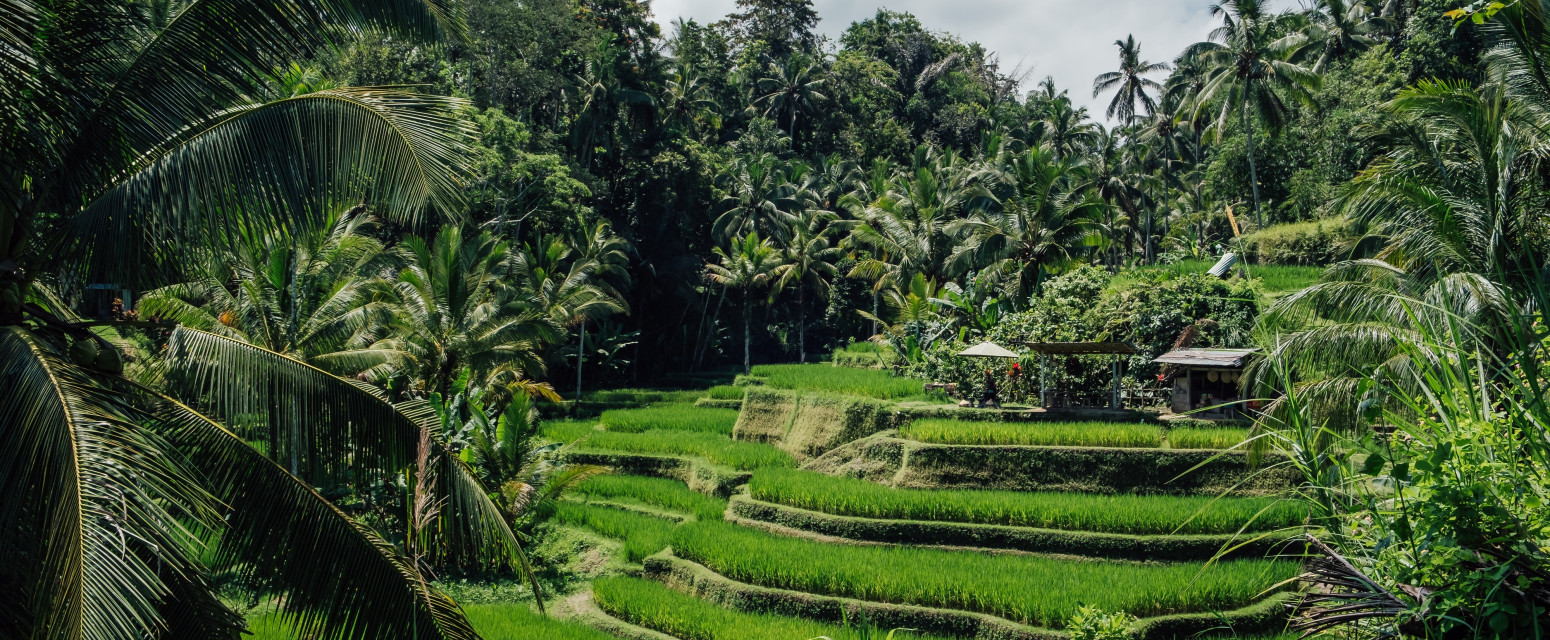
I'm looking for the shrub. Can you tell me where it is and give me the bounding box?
[1065,606,1136,640]
[707,385,745,400]
[901,419,1164,448]
[1241,220,1351,266]
[593,576,952,640]
[575,474,727,521]
[553,503,677,562]
[752,363,923,399]
[669,520,1300,628]
[600,405,739,435]
[746,468,1308,535]
[1167,427,1251,450]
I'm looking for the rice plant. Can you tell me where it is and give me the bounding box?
[1167,427,1251,450]
[600,405,740,435]
[900,420,1164,448]
[748,469,1307,534]
[669,521,1300,627]
[550,424,795,470]
[593,576,952,640]
[575,474,728,521]
[752,364,923,399]
[246,604,619,640]
[706,385,746,400]
[583,388,705,405]
[553,503,678,562]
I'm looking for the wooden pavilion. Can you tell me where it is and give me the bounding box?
[1025,342,1137,409]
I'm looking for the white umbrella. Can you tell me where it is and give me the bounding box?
[957,341,1019,359]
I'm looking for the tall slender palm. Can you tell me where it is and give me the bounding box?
[850,148,992,288]
[0,0,526,635]
[713,153,803,244]
[1092,35,1170,125]
[774,210,843,362]
[662,64,721,141]
[1182,0,1321,227]
[752,56,827,144]
[1303,0,1392,72]
[1036,93,1100,160]
[705,232,785,373]
[394,225,562,397]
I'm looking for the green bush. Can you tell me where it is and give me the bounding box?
[707,385,745,399]
[1241,220,1351,266]
[669,520,1300,628]
[752,363,923,399]
[593,576,952,640]
[600,405,739,435]
[553,503,677,562]
[901,419,1164,448]
[746,468,1307,535]
[575,474,727,521]
[1065,605,1136,640]
[1167,427,1251,450]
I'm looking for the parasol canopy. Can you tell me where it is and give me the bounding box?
[957,341,1019,359]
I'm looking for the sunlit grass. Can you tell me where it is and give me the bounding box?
[900,419,1164,448]
[751,363,923,399]
[554,503,678,562]
[1168,426,1252,450]
[575,474,727,521]
[542,420,795,470]
[599,405,739,435]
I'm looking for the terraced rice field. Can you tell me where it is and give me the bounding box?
[594,576,952,640]
[705,385,745,399]
[751,363,924,399]
[543,420,795,470]
[599,405,739,435]
[669,520,1300,627]
[901,419,1165,447]
[747,469,1308,534]
[1169,426,1253,450]
[575,474,727,521]
[247,604,616,640]
[554,503,678,562]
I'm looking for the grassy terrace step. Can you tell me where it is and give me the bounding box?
[545,420,796,471]
[667,520,1300,628]
[747,469,1305,535]
[248,603,623,640]
[554,503,679,562]
[726,494,1295,562]
[601,405,741,435]
[901,420,1252,450]
[595,576,953,640]
[643,548,1298,640]
[576,475,728,521]
[805,434,1297,496]
[751,363,927,399]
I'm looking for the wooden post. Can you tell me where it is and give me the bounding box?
[1110,355,1120,409]
[1039,353,1048,407]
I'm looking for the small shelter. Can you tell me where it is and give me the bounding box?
[1025,342,1137,409]
[957,341,1019,359]
[1152,348,1259,416]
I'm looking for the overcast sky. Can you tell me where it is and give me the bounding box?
[647,0,1294,121]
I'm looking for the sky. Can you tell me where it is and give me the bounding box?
[646,0,1291,121]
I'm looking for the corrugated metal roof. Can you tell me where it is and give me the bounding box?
[1152,348,1259,367]
[1208,252,1239,278]
[1025,341,1137,355]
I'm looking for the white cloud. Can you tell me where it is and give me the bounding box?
[646,0,1291,121]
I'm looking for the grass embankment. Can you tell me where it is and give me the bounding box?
[575,474,727,521]
[594,576,951,640]
[600,405,739,435]
[553,503,678,562]
[543,420,795,470]
[747,469,1306,535]
[582,388,704,405]
[706,385,745,399]
[246,604,614,640]
[670,520,1299,627]
[900,420,1252,450]
[751,363,924,399]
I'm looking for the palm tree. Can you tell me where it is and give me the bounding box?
[1303,0,1392,72]
[751,55,827,145]
[394,225,562,397]
[849,147,992,288]
[0,0,525,635]
[1182,0,1321,228]
[1035,92,1100,160]
[516,215,631,398]
[1092,35,1170,125]
[662,64,721,141]
[950,147,1107,302]
[774,210,843,362]
[713,153,803,244]
[705,232,785,373]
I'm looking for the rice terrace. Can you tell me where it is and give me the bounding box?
[3,0,1546,638]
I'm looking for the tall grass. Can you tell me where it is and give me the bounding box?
[593,576,952,640]
[752,363,923,399]
[901,419,1164,448]
[600,405,739,435]
[1168,426,1251,450]
[246,604,616,640]
[553,503,678,562]
[748,469,1307,534]
[542,420,795,470]
[575,474,727,521]
[706,385,745,399]
[670,520,1299,627]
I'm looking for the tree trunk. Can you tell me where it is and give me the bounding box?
[798,285,806,363]
[742,295,752,374]
[1241,88,1264,229]
[575,320,585,401]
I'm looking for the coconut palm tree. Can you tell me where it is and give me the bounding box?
[774,209,844,362]
[751,55,827,144]
[713,153,803,245]
[1035,92,1101,160]
[0,0,532,635]
[849,147,992,288]
[1303,0,1392,72]
[662,64,721,141]
[1092,35,1170,125]
[705,232,785,373]
[1181,0,1321,228]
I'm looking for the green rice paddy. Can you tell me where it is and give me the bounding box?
[575,474,727,521]
[599,405,739,435]
[245,604,615,640]
[553,502,678,562]
[751,363,924,399]
[669,520,1300,627]
[901,419,1165,448]
[747,468,1307,534]
[594,576,951,640]
[1168,426,1253,450]
[542,420,795,470]
[706,385,745,399]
